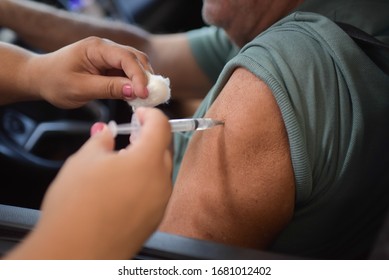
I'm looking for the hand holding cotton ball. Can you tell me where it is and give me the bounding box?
[127,71,171,108]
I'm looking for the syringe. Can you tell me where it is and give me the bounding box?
[108,118,224,137]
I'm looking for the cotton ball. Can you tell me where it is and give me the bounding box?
[127,71,171,108]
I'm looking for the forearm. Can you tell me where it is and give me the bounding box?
[0,1,211,99]
[4,211,145,259]
[0,0,150,52]
[0,42,41,104]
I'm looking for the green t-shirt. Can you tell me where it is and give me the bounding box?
[186,26,239,83]
[175,2,389,258]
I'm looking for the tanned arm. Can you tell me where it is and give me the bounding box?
[159,67,295,249]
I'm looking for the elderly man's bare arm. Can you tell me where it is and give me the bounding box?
[159,67,295,249]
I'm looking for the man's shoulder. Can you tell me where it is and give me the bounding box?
[247,12,353,55]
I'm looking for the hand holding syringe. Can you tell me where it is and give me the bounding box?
[108,117,224,137]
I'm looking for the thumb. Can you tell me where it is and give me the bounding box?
[81,75,135,101]
[79,122,115,155]
[131,108,172,156]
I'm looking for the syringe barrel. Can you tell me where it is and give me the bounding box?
[110,118,222,136]
[169,118,219,132]
[169,119,197,132]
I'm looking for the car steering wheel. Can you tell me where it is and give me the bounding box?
[0,0,127,209]
[0,100,112,208]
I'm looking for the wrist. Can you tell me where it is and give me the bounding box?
[19,53,44,101]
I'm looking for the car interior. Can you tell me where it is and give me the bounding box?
[0,0,388,260]
[0,0,206,210]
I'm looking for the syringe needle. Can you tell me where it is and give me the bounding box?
[108,118,224,137]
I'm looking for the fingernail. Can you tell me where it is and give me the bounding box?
[143,87,149,99]
[90,122,105,136]
[122,84,133,99]
[130,133,139,144]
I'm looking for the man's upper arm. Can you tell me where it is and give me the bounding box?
[159,67,295,249]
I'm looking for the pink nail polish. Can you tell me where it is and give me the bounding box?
[90,122,105,136]
[122,84,133,99]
